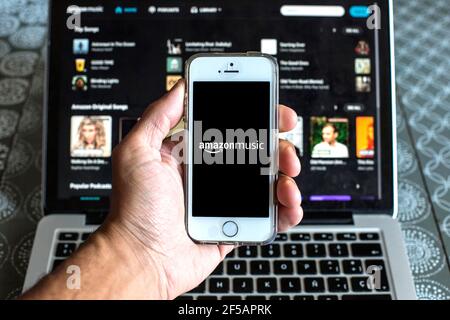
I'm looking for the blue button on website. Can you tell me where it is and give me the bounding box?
[350,6,370,18]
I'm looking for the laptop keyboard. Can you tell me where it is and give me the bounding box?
[51,231,93,271]
[50,229,393,300]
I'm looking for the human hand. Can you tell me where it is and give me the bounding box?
[98,80,303,299]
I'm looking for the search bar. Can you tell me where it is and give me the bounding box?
[280,5,345,17]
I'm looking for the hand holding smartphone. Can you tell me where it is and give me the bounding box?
[185,53,279,245]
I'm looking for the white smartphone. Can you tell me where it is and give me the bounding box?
[184,53,279,245]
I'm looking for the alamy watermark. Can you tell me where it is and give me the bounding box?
[367,4,381,30]
[66,264,81,290]
[66,5,82,31]
[366,265,382,290]
[169,121,278,176]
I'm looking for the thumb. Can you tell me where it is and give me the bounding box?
[132,80,185,150]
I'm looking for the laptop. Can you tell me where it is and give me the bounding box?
[24,0,416,300]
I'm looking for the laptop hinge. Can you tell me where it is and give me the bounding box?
[301,211,354,225]
[85,211,108,225]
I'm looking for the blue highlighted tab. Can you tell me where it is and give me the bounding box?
[80,196,101,201]
[349,6,370,18]
[124,7,138,14]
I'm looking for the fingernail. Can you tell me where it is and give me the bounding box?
[172,78,184,91]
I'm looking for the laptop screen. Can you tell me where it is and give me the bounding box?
[45,0,394,214]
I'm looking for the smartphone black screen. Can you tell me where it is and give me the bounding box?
[192,81,272,218]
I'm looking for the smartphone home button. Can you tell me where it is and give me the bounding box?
[222,221,238,237]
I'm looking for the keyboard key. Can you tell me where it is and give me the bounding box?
[290,233,311,241]
[189,281,206,293]
[197,296,218,300]
[360,233,380,241]
[212,263,224,275]
[209,278,230,293]
[320,260,340,274]
[233,278,253,293]
[176,295,193,300]
[351,277,371,292]
[318,295,338,300]
[238,246,257,258]
[58,232,79,241]
[351,243,382,257]
[313,233,333,241]
[283,244,303,257]
[261,244,280,258]
[329,243,349,257]
[337,233,357,241]
[257,278,278,293]
[269,295,290,300]
[306,243,326,257]
[343,260,363,274]
[364,259,386,270]
[364,259,390,291]
[274,260,294,274]
[297,260,317,274]
[250,261,270,275]
[55,243,76,257]
[342,294,392,300]
[281,278,301,293]
[275,233,288,242]
[327,277,349,292]
[227,260,247,275]
[304,277,325,293]
[52,259,65,271]
[245,296,266,300]
[221,296,242,300]
[294,295,314,300]
[81,233,92,241]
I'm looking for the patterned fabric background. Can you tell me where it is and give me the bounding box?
[0,0,449,300]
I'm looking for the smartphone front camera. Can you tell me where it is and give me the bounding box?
[230,63,234,67]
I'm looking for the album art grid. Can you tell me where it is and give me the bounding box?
[279,116,375,160]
